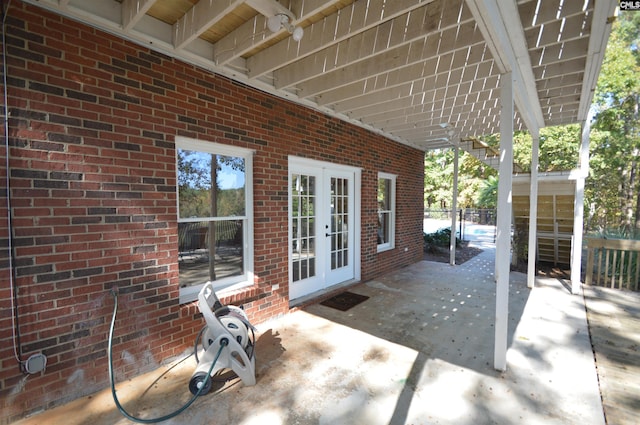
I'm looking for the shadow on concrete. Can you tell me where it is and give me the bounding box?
[13,233,608,425]
[300,241,603,424]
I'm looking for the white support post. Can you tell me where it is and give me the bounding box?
[450,143,459,266]
[527,128,540,288]
[495,72,513,372]
[571,119,591,294]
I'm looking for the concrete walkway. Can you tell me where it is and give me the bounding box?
[13,228,615,424]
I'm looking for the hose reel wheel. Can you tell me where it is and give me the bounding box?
[197,305,252,362]
[188,372,213,395]
[200,316,249,352]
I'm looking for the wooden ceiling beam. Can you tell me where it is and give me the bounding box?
[530,37,590,67]
[537,73,583,90]
[466,0,544,132]
[274,0,465,89]
[173,0,244,50]
[371,93,499,133]
[214,0,334,66]
[539,84,581,100]
[371,97,499,131]
[247,0,430,79]
[297,20,481,98]
[122,0,158,31]
[525,13,592,50]
[339,71,498,125]
[326,50,490,113]
[532,57,585,79]
[318,41,490,106]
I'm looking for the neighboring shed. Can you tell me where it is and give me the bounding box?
[513,173,577,266]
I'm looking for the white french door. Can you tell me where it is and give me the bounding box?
[289,158,360,301]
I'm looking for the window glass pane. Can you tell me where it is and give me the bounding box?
[178,149,245,219]
[178,220,244,288]
[377,176,394,247]
[379,211,390,244]
[176,139,253,302]
[378,178,390,210]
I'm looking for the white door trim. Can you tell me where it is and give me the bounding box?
[288,156,361,301]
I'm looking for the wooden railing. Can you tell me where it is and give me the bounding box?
[178,220,241,252]
[585,237,640,291]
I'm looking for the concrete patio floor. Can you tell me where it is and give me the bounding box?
[14,232,610,425]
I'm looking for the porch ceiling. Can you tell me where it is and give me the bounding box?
[25,0,617,151]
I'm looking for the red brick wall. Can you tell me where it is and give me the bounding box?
[0,2,424,422]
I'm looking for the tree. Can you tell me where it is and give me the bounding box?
[424,150,455,209]
[482,127,579,173]
[476,175,498,209]
[424,148,497,210]
[590,12,640,236]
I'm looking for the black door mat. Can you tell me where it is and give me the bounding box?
[320,291,369,311]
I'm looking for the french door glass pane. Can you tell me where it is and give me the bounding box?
[330,177,349,271]
[292,174,316,282]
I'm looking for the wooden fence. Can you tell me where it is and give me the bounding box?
[585,237,640,291]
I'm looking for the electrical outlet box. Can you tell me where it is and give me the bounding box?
[24,353,47,374]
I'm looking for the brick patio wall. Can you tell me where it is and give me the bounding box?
[0,2,424,422]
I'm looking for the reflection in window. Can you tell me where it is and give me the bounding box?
[377,172,396,251]
[291,174,316,282]
[330,177,349,270]
[176,139,252,297]
[178,220,243,285]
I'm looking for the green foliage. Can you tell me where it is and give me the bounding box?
[589,12,640,235]
[424,150,455,209]
[483,127,580,173]
[539,125,581,171]
[424,149,496,209]
[423,228,460,252]
[476,175,498,208]
[178,150,246,219]
[178,149,212,218]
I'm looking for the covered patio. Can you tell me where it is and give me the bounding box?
[13,230,609,425]
[1,0,624,421]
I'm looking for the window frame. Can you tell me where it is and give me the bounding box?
[176,136,255,304]
[377,172,396,252]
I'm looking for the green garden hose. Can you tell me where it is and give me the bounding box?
[108,289,225,423]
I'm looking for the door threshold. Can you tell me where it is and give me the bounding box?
[289,279,360,310]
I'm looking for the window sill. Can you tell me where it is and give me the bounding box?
[377,244,394,253]
[179,280,253,305]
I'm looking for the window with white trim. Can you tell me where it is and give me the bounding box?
[176,137,253,303]
[377,172,396,252]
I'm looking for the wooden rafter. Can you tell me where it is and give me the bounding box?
[20,0,618,151]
